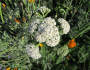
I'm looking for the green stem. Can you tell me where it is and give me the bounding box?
[41,45,46,70]
[0,47,15,56]
[79,23,90,31]
[44,12,49,18]
[76,0,77,6]
[28,1,31,20]
[38,0,40,7]
[33,2,35,11]
[79,0,82,4]
[64,9,68,19]
[0,42,19,55]
[0,2,4,23]
[36,42,41,47]
[28,0,29,13]
[73,26,90,39]
[85,8,90,20]
[0,49,10,55]
[62,4,70,10]
[42,13,44,18]
[9,0,14,8]
[22,3,24,17]
[23,0,26,7]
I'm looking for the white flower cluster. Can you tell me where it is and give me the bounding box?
[57,45,69,57]
[29,19,40,34]
[35,17,60,47]
[26,44,41,59]
[29,17,60,47]
[36,6,51,15]
[58,18,70,34]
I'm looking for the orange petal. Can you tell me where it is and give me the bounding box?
[6,67,10,70]
[74,42,76,46]
[3,3,6,7]
[33,0,35,2]
[15,67,17,70]
[15,19,20,23]
[72,39,75,42]
[39,44,43,47]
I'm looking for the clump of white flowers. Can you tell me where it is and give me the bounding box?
[35,17,60,47]
[35,6,51,17]
[58,18,70,34]
[29,19,40,34]
[29,17,60,47]
[26,44,41,59]
[57,45,69,57]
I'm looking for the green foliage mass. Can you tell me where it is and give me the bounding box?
[0,0,90,70]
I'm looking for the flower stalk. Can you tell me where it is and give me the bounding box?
[41,44,46,70]
[0,2,4,23]
[73,26,90,39]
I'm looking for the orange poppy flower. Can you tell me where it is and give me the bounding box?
[29,0,35,3]
[15,19,20,23]
[67,39,76,48]
[15,67,17,70]
[39,44,43,47]
[3,3,6,7]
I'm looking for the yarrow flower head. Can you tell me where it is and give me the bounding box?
[26,44,41,59]
[29,17,60,47]
[67,39,76,48]
[57,45,69,57]
[29,19,40,34]
[35,6,51,17]
[58,18,70,34]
